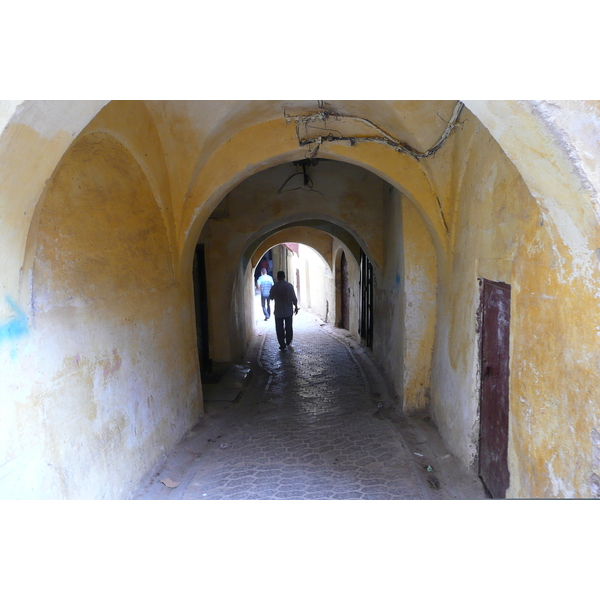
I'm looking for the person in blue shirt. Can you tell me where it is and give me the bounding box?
[256,268,275,321]
[269,271,299,350]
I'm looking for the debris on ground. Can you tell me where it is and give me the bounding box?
[160,478,181,488]
[219,443,231,449]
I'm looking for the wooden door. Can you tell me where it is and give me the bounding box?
[193,244,211,374]
[479,279,511,498]
[341,251,350,330]
[359,250,373,348]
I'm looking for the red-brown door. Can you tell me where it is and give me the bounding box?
[479,279,511,498]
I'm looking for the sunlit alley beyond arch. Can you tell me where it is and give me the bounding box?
[1,100,600,499]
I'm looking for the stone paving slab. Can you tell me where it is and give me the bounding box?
[181,310,429,500]
[134,301,487,500]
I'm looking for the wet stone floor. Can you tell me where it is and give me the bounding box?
[179,309,429,500]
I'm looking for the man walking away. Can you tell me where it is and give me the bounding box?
[269,270,299,350]
[256,268,274,321]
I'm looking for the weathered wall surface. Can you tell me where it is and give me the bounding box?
[78,100,178,260]
[373,186,404,402]
[428,109,600,498]
[371,187,437,413]
[1,132,202,499]
[509,211,600,498]
[230,259,256,363]
[430,117,538,478]
[0,102,108,308]
[402,197,437,413]
[297,244,335,324]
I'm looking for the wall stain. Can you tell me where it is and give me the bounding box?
[0,296,28,359]
[102,348,122,378]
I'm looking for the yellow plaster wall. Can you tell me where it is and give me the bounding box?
[0,102,107,308]
[297,244,335,323]
[509,219,600,497]
[78,101,178,267]
[402,197,437,413]
[1,131,202,498]
[325,143,448,264]
[465,101,600,272]
[427,111,600,497]
[430,117,538,475]
[178,120,448,280]
[179,119,300,269]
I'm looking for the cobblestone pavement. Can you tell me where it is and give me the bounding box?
[134,297,487,500]
[183,310,428,500]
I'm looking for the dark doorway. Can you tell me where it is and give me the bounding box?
[193,244,211,375]
[340,251,350,330]
[359,249,373,348]
[478,278,511,498]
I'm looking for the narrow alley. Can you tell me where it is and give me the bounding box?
[134,303,486,500]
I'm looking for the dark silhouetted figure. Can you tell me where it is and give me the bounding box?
[269,270,299,350]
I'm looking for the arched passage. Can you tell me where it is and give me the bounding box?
[2,100,600,499]
[193,159,394,362]
[194,156,439,423]
[247,219,362,271]
[248,229,360,335]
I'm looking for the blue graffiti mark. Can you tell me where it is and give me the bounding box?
[0,296,29,359]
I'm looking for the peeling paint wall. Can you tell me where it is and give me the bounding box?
[1,131,201,499]
[427,108,600,498]
[509,208,600,498]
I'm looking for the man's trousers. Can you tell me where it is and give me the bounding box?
[261,295,271,319]
[275,315,293,348]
